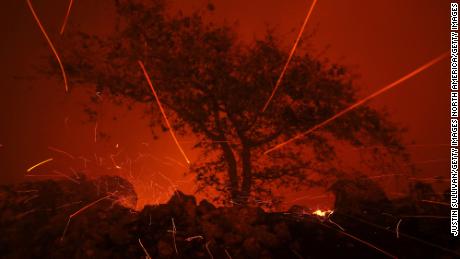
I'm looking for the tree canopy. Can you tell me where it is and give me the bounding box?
[51,0,410,207]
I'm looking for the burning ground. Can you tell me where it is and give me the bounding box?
[0,175,457,258]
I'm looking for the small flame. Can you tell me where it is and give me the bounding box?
[312,209,333,217]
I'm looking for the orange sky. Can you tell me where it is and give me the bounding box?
[0,0,451,209]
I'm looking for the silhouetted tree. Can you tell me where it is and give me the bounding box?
[51,0,409,205]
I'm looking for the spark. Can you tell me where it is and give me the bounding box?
[16,189,39,193]
[185,235,204,242]
[78,156,90,168]
[26,0,69,92]
[110,154,122,169]
[291,249,304,259]
[56,201,82,210]
[153,182,166,191]
[96,91,103,101]
[25,174,65,178]
[261,0,318,112]
[23,194,39,203]
[48,146,75,159]
[290,194,330,202]
[396,219,402,239]
[205,241,214,259]
[175,175,195,184]
[26,158,53,172]
[230,200,243,206]
[327,211,345,231]
[138,238,152,259]
[419,200,450,207]
[335,226,396,258]
[352,143,449,150]
[59,0,74,35]
[341,212,460,256]
[412,158,448,165]
[158,171,179,196]
[94,122,98,143]
[171,217,179,255]
[387,192,407,197]
[179,140,234,144]
[367,174,403,179]
[408,177,448,182]
[265,52,448,154]
[16,209,37,219]
[253,198,272,205]
[53,170,80,184]
[69,168,80,178]
[224,249,233,259]
[138,61,191,165]
[164,156,188,169]
[168,218,179,255]
[94,153,102,165]
[61,194,113,241]
[401,215,448,219]
[162,159,179,168]
[318,219,396,258]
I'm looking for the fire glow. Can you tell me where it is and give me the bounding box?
[312,209,333,217]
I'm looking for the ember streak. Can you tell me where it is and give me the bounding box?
[261,0,318,112]
[26,0,68,92]
[138,61,191,165]
[265,52,448,154]
[26,158,53,172]
[59,0,74,35]
[60,193,115,241]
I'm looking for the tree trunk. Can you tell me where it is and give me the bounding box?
[240,144,252,204]
[220,142,239,201]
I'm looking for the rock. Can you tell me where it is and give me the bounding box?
[273,222,291,241]
[0,175,455,258]
[198,199,215,215]
[253,225,279,247]
[201,221,224,239]
[223,232,243,245]
[242,237,261,258]
[167,191,196,207]
[157,240,174,257]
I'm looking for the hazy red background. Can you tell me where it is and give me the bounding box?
[0,0,451,209]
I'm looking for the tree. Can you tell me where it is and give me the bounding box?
[51,0,409,206]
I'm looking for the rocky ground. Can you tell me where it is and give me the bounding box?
[0,176,458,258]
